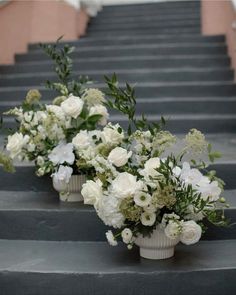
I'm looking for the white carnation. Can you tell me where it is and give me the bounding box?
[48,142,75,165]
[108,147,132,167]
[81,179,103,205]
[6,132,29,158]
[61,94,84,119]
[89,104,109,126]
[106,230,118,246]
[180,220,202,245]
[46,105,65,121]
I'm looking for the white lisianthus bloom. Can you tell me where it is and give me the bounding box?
[164,220,181,240]
[61,94,84,119]
[96,194,125,228]
[134,192,151,207]
[180,220,202,245]
[111,172,143,199]
[140,212,156,226]
[139,157,161,180]
[89,104,109,126]
[6,132,29,159]
[108,147,132,167]
[106,230,118,246]
[48,142,75,165]
[52,165,73,185]
[46,105,65,121]
[121,228,133,244]
[72,130,91,150]
[101,123,124,145]
[81,179,103,205]
[180,162,203,188]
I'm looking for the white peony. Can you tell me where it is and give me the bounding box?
[48,142,75,165]
[81,179,103,205]
[134,192,151,207]
[108,147,132,167]
[101,123,124,145]
[140,212,156,226]
[61,94,84,119]
[121,228,133,244]
[180,220,202,245]
[106,230,118,246]
[72,130,91,150]
[6,132,29,158]
[139,157,161,180]
[164,220,181,240]
[89,104,109,126]
[96,194,125,228]
[111,172,143,199]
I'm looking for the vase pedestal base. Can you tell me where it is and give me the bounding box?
[139,246,175,260]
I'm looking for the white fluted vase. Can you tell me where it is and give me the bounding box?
[135,226,179,260]
[52,175,86,202]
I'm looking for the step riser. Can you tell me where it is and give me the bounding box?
[1,100,236,115]
[0,58,230,74]
[15,47,228,62]
[0,70,233,87]
[28,36,226,50]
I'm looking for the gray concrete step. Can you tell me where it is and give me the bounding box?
[0,68,233,87]
[0,189,234,241]
[15,44,227,62]
[0,239,235,295]
[28,35,226,51]
[0,55,230,74]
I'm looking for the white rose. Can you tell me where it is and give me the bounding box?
[89,104,109,126]
[72,130,91,150]
[6,132,29,158]
[61,94,84,119]
[139,157,161,179]
[106,230,118,246]
[111,172,143,199]
[121,228,133,244]
[140,212,156,226]
[81,179,103,205]
[164,221,181,240]
[46,105,65,121]
[108,147,132,167]
[180,220,202,245]
[48,142,75,165]
[101,123,124,145]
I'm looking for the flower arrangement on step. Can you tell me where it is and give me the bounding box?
[0,39,110,202]
[80,75,229,260]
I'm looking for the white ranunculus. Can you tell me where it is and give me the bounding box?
[96,194,125,228]
[89,104,109,126]
[61,94,84,119]
[139,157,161,180]
[121,228,133,244]
[52,165,73,186]
[46,105,65,121]
[140,212,156,226]
[134,192,151,207]
[111,172,143,199]
[101,123,124,145]
[81,179,103,205]
[180,220,202,245]
[108,147,132,167]
[48,142,75,165]
[6,132,29,158]
[72,130,91,150]
[164,221,181,240]
[106,230,118,246]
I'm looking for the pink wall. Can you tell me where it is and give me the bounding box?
[202,0,236,75]
[0,0,90,64]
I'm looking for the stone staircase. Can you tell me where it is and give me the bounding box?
[0,1,236,294]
